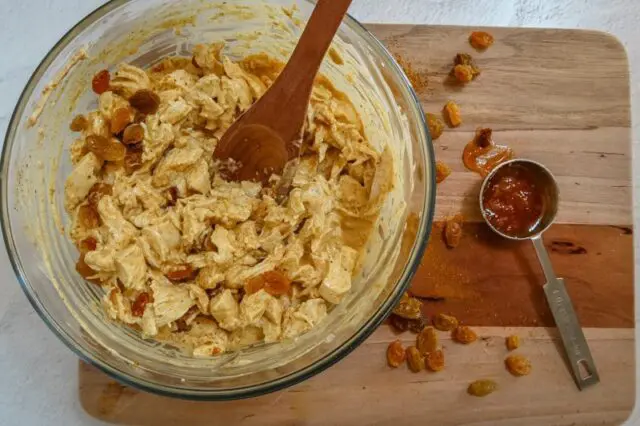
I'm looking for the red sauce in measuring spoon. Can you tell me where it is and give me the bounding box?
[482,164,544,237]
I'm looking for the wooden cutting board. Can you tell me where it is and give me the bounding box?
[78,25,634,425]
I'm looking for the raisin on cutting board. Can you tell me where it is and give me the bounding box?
[453,64,475,83]
[427,113,445,140]
[417,327,438,355]
[387,340,406,368]
[408,316,429,334]
[505,355,532,376]
[443,101,462,127]
[433,313,459,331]
[444,214,464,248]
[506,335,520,351]
[453,53,481,78]
[436,161,452,184]
[426,349,445,372]
[406,346,425,372]
[389,314,410,333]
[453,326,478,344]
[469,31,494,50]
[468,379,497,397]
[393,293,423,320]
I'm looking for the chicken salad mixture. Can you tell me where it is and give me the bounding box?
[65,43,393,357]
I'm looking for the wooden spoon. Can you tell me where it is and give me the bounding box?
[213,0,353,183]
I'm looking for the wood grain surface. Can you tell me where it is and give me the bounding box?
[377,25,632,226]
[79,327,635,426]
[411,222,634,328]
[78,25,634,424]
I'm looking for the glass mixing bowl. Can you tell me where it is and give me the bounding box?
[1,0,434,399]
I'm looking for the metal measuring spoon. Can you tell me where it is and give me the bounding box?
[479,159,599,390]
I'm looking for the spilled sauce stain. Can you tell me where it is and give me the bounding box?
[549,240,587,255]
[611,225,633,235]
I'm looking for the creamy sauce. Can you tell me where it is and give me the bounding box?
[28,49,87,127]
[64,43,393,356]
[19,2,409,366]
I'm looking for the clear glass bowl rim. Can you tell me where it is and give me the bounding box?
[0,0,435,400]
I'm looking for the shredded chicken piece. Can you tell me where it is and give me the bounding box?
[64,43,393,357]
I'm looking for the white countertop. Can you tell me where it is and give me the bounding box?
[0,1,638,424]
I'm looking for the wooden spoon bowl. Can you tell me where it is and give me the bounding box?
[213,0,353,183]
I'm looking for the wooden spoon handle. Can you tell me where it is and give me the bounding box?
[260,0,353,136]
[213,0,353,183]
[284,0,353,79]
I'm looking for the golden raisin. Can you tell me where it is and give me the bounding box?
[435,161,452,184]
[426,113,444,140]
[506,335,520,351]
[453,326,478,344]
[474,127,493,148]
[92,69,111,95]
[122,123,145,145]
[77,204,100,229]
[389,314,410,333]
[468,379,497,397]
[86,134,126,162]
[469,31,494,50]
[129,89,160,114]
[408,316,429,334]
[453,64,475,83]
[79,237,97,253]
[433,313,459,332]
[166,187,179,207]
[245,276,265,295]
[70,114,88,132]
[392,292,422,320]
[245,271,291,296]
[505,354,531,376]
[454,53,480,74]
[386,340,406,368]
[175,318,191,332]
[87,182,113,208]
[263,271,292,296]
[110,107,133,134]
[124,144,143,174]
[417,327,438,355]
[426,349,445,372]
[390,314,427,334]
[444,213,464,248]
[132,292,151,317]
[166,265,196,282]
[75,254,98,282]
[406,346,425,372]
[443,101,462,127]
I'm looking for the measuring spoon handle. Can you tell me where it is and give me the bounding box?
[532,236,600,390]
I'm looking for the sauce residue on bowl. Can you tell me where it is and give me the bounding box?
[463,128,513,177]
[481,164,544,237]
